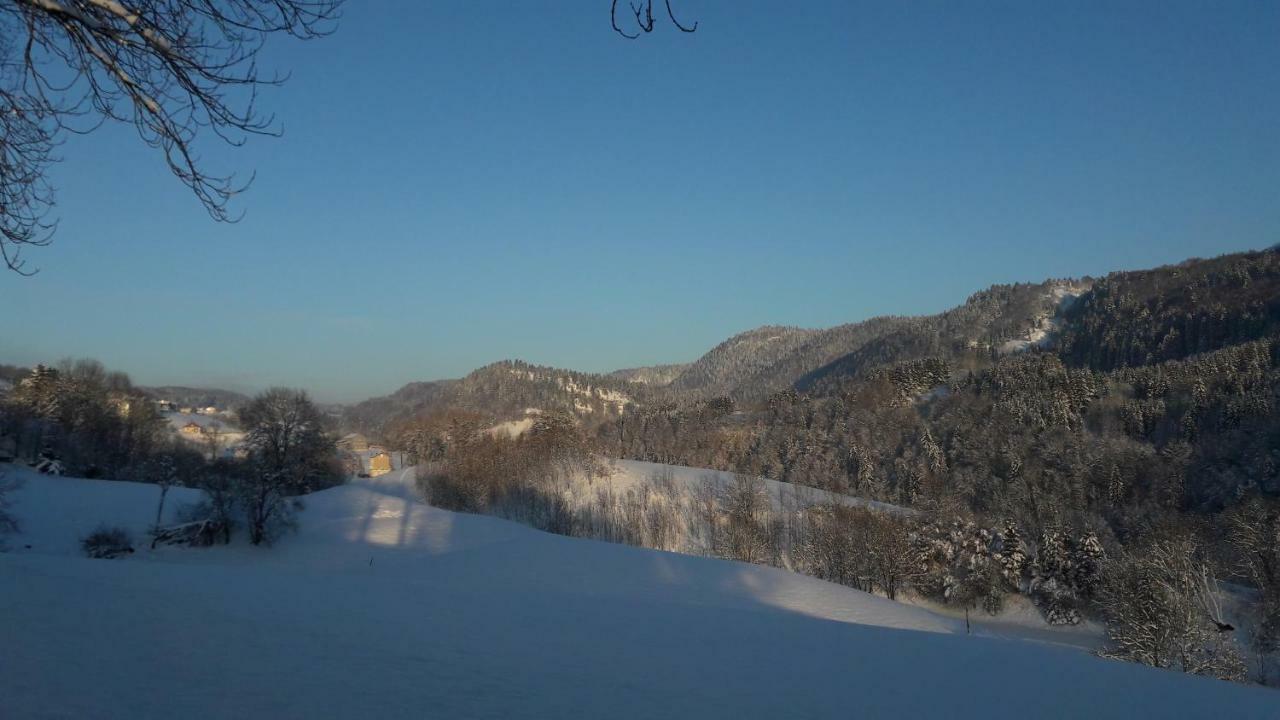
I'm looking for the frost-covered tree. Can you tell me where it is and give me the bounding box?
[713,474,776,565]
[1070,530,1105,600]
[996,518,1027,590]
[1224,497,1280,682]
[12,364,60,417]
[914,518,1005,614]
[1030,528,1082,625]
[1099,538,1246,681]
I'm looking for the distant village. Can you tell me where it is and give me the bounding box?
[154,399,401,479]
[1,366,404,481]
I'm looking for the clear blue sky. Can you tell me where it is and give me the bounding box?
[2,1,1277,403]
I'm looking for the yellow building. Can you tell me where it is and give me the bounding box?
[368,451,393,478]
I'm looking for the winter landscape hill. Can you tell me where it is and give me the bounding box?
[3,464,1277,719]
[344,359,648,437]
[342,271,1088,432]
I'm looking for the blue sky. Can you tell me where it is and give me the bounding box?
[2,1,1277,402]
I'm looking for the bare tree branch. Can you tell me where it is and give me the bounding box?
[664,0,696,33]
[0,0,342,274]
[611,0,697,40]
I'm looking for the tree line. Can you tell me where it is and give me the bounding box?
[0,362,343,546]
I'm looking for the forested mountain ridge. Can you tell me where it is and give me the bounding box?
[786,280,1086,399]
[606,363,690,386]
[1057,250,1280,371]
[635,278,1081,403]
[343,360,645,437]
[602,248,1280,516]
[347,249,1278,463]
[662,325,820,399]
[345,278,1083,434]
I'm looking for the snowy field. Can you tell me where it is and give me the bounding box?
[2,465,1278,719]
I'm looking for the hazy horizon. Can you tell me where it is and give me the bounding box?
[5,242,1275,403]
[4,1,1277,403]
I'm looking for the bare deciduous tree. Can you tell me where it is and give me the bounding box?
[238,387,339,545]
[712,473,776,564]
[0,0,342,273]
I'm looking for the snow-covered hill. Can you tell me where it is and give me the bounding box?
[2,466,1277,718]
[603,458,907,514]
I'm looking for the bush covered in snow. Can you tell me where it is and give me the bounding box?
[81,525,134,559]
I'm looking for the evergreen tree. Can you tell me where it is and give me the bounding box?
[998,519,1027,590]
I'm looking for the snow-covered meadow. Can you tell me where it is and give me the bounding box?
[2,465,1277,718]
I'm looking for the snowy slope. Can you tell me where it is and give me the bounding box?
[555,460,1104,648]
[603,458,907,513]
[2,466,1277,719]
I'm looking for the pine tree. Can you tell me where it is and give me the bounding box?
[998,519,1026,590]
[1032,527,1081,625]
[1070,530,1105,599]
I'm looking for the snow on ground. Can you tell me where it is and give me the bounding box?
[999,281,1091,354]
[486,416,536,438]
[588,460,1105,649]
[901,590,1107,652]
[2,465,1277,719]
[601,459,907,514]
[483,408,546,439]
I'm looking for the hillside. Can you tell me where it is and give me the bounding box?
[344,275,1087,430]
[602,250,1280,508]
[343,360,645,437]
[664,325,820,398]
[1057,250,1280,370]
[4,466,1277,718]
[607,363,690,386]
